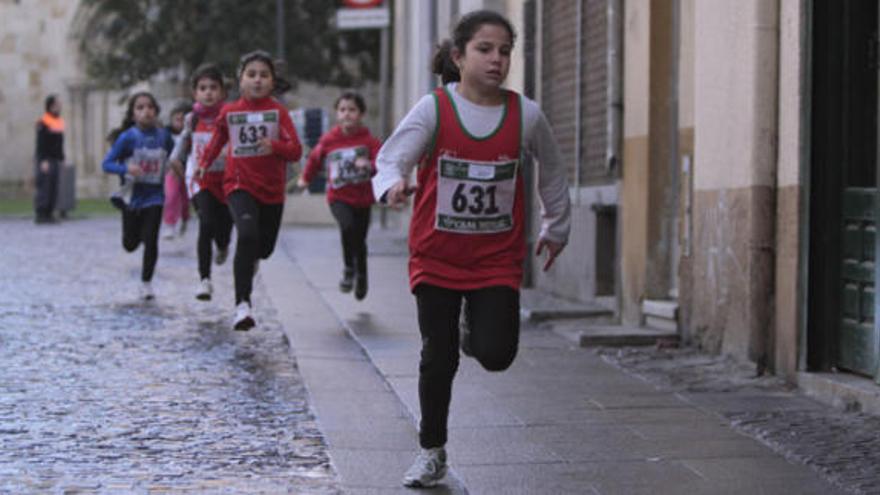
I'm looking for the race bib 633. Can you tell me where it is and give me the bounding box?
[228,111,280,157]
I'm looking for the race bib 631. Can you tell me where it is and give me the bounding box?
[435,155,518,234]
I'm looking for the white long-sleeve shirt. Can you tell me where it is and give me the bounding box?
[373,83,571,244]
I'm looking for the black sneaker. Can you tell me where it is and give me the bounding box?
[354,272,368,300]
[339,268,354,293]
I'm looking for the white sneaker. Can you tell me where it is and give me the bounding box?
[195,278,212,301]
[214,247,229,265]
[161,225,175,240]
[233,302,255,331]
[177,220,188,238]
[139,282,155,301]
[402,447,447,488]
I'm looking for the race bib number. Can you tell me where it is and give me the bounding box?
[228,111,279,157]
[128,147,167,185]
[327,146,371,188]
[192,132,225,172]
[435,155,518,234]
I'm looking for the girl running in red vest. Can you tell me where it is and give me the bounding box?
[199,51,302,330]
[169,64,233,301]
[372,10,571,488]
[298,92,381,300]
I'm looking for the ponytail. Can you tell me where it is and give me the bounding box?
[432,40,460,84]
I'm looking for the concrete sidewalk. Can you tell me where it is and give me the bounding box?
[263,225,842,495]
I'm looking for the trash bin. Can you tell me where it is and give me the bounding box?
[56,163,76,217]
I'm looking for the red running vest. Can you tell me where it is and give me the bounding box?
[409,86,525,291]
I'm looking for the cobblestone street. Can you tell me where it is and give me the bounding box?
[0,218,340,494]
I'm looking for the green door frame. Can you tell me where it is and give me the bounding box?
[802,0,880,380]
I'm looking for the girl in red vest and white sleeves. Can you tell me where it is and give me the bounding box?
[372,10,571,488]
[198,51,302,331]
[298,92,381,301]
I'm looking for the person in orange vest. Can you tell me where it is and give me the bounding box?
[34,94,65,224]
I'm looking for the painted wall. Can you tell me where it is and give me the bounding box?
[773,0,806,379]
[690,0,779,363]
[620,0,651,324]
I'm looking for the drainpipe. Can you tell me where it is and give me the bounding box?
[608,0,623,316]
[607,0,623,178]
[574,0,583,205]
[749,0,780,374]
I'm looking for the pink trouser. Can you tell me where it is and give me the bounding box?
[163,172,190,225]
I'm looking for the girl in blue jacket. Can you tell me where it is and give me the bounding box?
[102,92,175,300]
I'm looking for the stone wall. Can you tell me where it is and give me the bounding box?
[0,0,83,193]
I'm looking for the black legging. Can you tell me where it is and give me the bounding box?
[329,201,371,275]
[34,158,59,219]
[227,190,283,305]
[121,205,163,282]
[193,190,234,280]
[414,283,520,448]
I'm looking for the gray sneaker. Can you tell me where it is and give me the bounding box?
[402,447,447,488]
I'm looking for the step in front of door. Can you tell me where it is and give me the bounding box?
[642,299,679,332]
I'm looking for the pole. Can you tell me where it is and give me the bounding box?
[379,23,390,228]
[276,0,285,60]
[379,26,390,138]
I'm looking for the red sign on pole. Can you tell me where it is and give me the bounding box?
[343,0,383,8]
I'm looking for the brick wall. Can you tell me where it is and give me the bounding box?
[541,0,609,186]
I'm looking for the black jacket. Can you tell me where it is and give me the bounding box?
[35,122,64,161]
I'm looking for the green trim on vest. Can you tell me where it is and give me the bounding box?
[442,86,509,141]
[420,92,441,167]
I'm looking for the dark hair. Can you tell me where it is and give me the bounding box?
[335,91,366,113]
[170,102,191,117]
[237,50,292,95]
[44,94,59,113]
[107,91,160,143]
[238,51,275,79]
[432,10,517,84]
[191,63,225,90]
